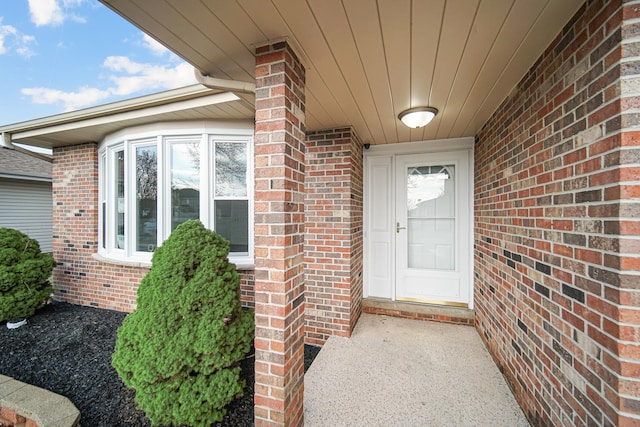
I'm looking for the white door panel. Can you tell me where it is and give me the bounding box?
[365,157,393,299]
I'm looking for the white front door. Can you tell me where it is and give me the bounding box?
[394,152,470,306]
[364,146,472,307]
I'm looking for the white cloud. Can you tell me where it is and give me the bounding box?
[0,19,37,58]
[21,56,197,111]
[28,0,87,27]
[16,35,37,58]
[142,33,170,57]
[67,14,87,24]
[0,23,18,55]
[105,57,195,95]
[21,86,111,111]
[28,0,64,27]
[62,0,85,6]
[104,56,146,74]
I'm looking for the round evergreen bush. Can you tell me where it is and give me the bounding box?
[0,228,55,323]
[112,220,254,427]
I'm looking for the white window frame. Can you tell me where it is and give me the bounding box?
[128,138,159,261]
[209,135,253,260]
[97,121,254,267]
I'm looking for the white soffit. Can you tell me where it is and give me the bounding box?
[101,0,585,145]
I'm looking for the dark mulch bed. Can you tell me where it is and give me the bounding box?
[0,302,320,427]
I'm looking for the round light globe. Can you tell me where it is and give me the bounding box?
[398,107,438,128]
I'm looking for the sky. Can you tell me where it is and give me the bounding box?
[0,0,197,126]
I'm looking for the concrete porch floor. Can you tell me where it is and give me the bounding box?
[304,313,529,426]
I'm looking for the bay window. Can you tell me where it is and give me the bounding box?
[98,122,253,265]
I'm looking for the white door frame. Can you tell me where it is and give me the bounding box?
[363,137,475,309]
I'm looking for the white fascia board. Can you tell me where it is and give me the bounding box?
[0,85,214,134]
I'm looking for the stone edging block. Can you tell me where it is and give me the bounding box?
[0,375,80,427]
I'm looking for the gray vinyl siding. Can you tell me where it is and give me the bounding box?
[0,178,53,252]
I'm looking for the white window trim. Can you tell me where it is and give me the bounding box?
[97,121,254,267]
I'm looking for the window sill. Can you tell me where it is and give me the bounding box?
[93,253,254,271]
[234,262,255,271]
[93,253,152,269]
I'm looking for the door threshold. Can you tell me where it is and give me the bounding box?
[363,298,475,326]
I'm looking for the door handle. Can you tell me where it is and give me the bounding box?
[396,222,406,233]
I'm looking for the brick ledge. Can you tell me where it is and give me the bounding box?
[363,298,475,326]
[0,375,79,427]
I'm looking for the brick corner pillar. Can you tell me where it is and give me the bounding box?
[304,128,364,345]
[52,143,99,304]
[613,4,640,425]
[253,40,306,427]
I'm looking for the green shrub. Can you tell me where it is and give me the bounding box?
[0,228,55,322]
[112,220,254,427]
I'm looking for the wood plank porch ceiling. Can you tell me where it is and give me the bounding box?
[100,0,584,145]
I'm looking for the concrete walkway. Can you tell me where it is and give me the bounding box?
[304,314,529,426]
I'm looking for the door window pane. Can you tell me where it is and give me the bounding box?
[215,142,247,197]
[171,142,200,231]
[407,165,455,270]
[215,200,248,252]
[136,146,157,252]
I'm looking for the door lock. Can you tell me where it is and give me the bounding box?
[396,222,406,233]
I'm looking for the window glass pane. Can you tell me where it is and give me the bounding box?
[115,150,125,249]
[102,202,106,249]
[136,146,157,252]
[171,142,200,231]
[407,165,455,270]
[215,200,248,253]
[215,142,247,197]
[100,154,106,250]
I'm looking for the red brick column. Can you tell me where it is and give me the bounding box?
[253,41,306,427]
[304,128,364,344]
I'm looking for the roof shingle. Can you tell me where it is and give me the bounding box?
[0,147,52,180]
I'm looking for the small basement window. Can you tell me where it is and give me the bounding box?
[98,121,254,266]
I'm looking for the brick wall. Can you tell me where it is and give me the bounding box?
[53,143,255,312]
[475,0,640,425]
[304,127,364,345]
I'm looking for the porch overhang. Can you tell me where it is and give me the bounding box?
[100,0,584,145]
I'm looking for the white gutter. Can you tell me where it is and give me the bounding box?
[1,132,15,149]
[0,84,215,135]
[194,68,255,94]
[0,172,51,182]
[1,132,53,163]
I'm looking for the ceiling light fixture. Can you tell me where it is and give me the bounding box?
[398,107,439,128]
